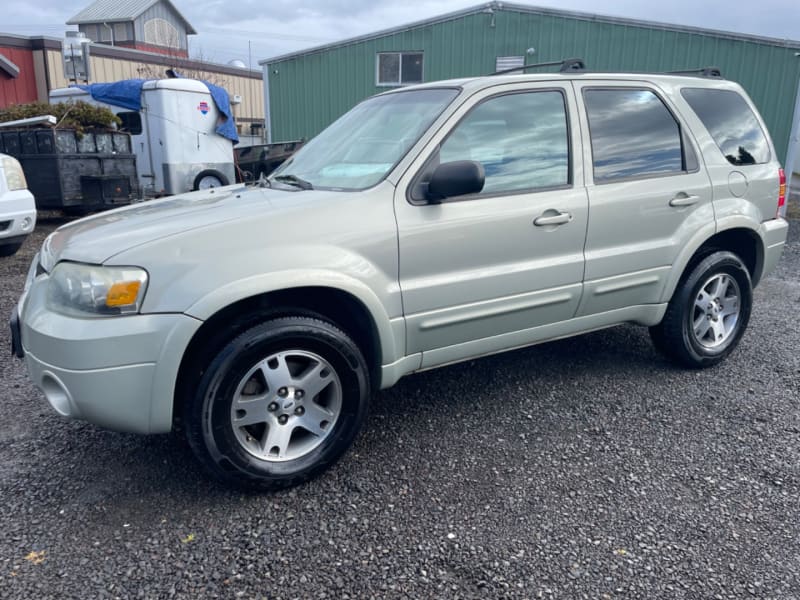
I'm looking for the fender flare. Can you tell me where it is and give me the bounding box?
[660,218,763,302]
[183,269,403,367]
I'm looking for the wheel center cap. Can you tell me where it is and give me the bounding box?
[283,400,295,410]
[708,299,722,318]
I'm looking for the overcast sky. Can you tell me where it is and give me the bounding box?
[5,0,800,68]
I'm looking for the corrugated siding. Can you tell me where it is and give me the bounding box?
[266,7,800,162]
[68,0,157,23]
[135,3,188,49]
[45,50,264,122]
[0,46,38,107]
[79,22,135,43]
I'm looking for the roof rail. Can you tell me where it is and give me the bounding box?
[665,66,723,78]
[490,57,586,76]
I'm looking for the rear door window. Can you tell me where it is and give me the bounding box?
[681,88,770,166]
[583,88,686,183]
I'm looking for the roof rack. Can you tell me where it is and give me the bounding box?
[665,66,723,78]
[490,57,586,76]
[488,60,722,79]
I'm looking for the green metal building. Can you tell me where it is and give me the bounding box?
[260,1,800,171]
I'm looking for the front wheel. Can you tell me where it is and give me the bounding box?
[650,251,752,368]
[184,316,370,490]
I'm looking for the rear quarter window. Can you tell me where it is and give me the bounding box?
[681,88,770,166]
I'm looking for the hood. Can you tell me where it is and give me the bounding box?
[41,184,329,269]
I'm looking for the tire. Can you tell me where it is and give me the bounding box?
[184,316,370,490]
[649,251,752,368]
[0,242,23,257]
[193,170,229,191]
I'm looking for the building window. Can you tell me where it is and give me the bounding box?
[495,56,524,73]
[114,23,129,42]
[78,25,97,41]
[144,18,180,48]
[377,52,423,86]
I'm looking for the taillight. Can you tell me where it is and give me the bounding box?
[777,168,786,218]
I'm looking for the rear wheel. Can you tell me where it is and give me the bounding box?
[184,316,370,490]
[650,251,752,368]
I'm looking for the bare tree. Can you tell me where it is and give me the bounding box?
[133,28,228,87]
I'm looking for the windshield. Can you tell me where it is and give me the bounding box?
[270,88,459,190]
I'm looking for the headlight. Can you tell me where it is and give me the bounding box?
[1,156,28,191]
[47,262,148,317]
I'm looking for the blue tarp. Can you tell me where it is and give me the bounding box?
[75,77,239,143]
[203,80,238,143]
[76,79,145,111]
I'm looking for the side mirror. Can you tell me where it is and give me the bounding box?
[427,160,485,202]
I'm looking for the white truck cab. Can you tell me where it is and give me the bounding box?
[50,79,236,196]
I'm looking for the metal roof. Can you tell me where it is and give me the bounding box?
[66,0,197,34]
[260,1,800,65]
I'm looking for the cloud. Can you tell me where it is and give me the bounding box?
[1,0,798,66]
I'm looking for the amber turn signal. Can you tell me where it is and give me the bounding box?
[106,281,142,307]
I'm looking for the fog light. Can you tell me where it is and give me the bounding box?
[40,373,73,417]
[21,217,33,231]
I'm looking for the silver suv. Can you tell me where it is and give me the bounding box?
[11,66,790,489]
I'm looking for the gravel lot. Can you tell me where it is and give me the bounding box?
[1,216,799,599]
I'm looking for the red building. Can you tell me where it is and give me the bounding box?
[0,36,43,107]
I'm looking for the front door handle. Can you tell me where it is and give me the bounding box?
[669,193,700,207]
[534,211,572,226]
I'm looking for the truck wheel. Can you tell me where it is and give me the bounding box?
[193,170,229,190]
[649,251,752,368]
[0,242,23,257]
[184,316,370,490]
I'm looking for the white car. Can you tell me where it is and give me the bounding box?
[0,154,36,257]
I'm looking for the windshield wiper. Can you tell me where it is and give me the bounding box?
[273,174,313,190]
[256,172,272,188]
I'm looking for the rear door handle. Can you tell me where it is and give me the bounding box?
[669,193,700,207]
[534,211,572,226]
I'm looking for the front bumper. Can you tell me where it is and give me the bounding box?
[16,260,203,434]
[0,190,36,244]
